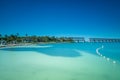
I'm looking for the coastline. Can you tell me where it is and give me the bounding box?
[0,42,70,49]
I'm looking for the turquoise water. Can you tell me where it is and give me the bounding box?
[2,43,120,61]
[0,43,120,80]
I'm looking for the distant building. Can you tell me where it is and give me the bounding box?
[71,37,85,42]
[0,40,7,45]
[89,38,120,42]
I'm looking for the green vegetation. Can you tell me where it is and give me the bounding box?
[0,33,74,45]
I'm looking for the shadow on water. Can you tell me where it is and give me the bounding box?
[0,47,81,57]
[1,42,120,59]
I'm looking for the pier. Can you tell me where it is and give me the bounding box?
[71,37,85,42]
[89,38,120,42]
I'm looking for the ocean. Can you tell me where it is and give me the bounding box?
[0,42,120,80]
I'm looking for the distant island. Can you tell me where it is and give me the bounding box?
[0,33,74,47]
[0,33,120,47]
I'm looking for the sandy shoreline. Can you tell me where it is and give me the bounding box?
[0,42,56,48]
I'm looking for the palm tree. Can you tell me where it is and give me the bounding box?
[25,34,28,37]
[4,34,8,43]
[59,37,65,42]
[0,34,2,45]
[0,34,1,38]
[25,33,29,43]
[16,33,21,43]
[16,33,19,37]
[30,35,38,43]
[8,34,17,44]
[0,34,2,40]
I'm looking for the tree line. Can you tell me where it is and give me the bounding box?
[0,33,74,44]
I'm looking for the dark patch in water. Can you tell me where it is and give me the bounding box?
[1,47,81,57]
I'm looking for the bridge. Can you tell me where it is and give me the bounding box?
[70,37,85,42]
[89,38,120,42]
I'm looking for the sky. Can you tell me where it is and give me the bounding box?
[0,0,120,38]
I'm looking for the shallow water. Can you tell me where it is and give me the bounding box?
[0,43,120,80]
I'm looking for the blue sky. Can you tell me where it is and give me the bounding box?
[0,0,120,38]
